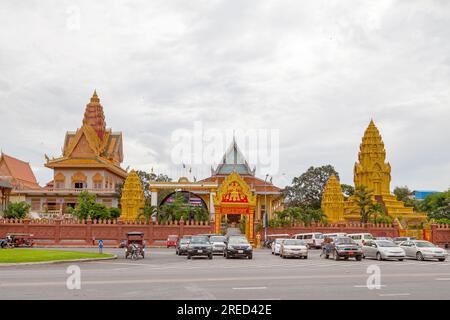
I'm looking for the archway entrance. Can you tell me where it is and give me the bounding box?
[213,172,256,242]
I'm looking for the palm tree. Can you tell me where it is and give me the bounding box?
[353,185,375,223]
[139,205,158,223]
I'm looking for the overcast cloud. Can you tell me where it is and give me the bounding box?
[0,0,449,191]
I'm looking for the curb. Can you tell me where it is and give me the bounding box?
[0,255,118,267]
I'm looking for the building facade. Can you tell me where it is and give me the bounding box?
[11,91,127,217]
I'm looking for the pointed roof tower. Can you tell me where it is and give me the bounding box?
[213,138,255,176]
[83,90,106,140]
[354,119,391,195]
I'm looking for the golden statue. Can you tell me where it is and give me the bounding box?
[120,170,145,221]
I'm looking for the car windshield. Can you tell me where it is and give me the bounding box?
[168,236,178,241]
[210,236,226,242]
[229,238,249,245]
[276,239,288,244]
[335,238,356,245]
[190,237,209,244]
[180,239,189,244]
[377,241,397,247]
[415,241,435,248]
[283,240,305,246]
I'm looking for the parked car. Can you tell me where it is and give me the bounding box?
[166,235,179,248]
[225,236,253,259]
[400,240,448,262]
[272,238,289,255]
[176,238,190,256]
[326,236,363,261]
[393,237,416,245]
[347,233,374,246]
[362,240,405,261]
[264,234,290,249]
[210,235,227,255]
[375,237,394,242]
[292,233,324,249]
[187,236,213,260]
[280,239,308,259]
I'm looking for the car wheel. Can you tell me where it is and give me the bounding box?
[208,254,213,260]
[344,257,349,260]
[376,252,383,261]
[438,258,446,262]
[356,256,362,261]
[304,256,308,260]
[334,251,340,261]
[248,254,253,260]
[416,252,424,261]
[187,254,191,260]
[398,259,404,261]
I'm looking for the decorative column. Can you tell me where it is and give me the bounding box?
[209,191,216,219]
[215,210,221,234]
[249,209,255,242]
[151,188,158,207]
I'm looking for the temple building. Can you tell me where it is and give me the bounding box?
[148,139,285,242]
[322,120,426,223]
[12,91,127,217]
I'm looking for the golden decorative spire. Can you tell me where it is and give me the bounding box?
[321,175,344,223]
[120,170,145,222]
[354,120,391,196]
[83,90,106,140]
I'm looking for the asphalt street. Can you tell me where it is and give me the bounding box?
[1,247,449,300]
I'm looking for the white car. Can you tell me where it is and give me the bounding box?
[210,235,227,255]
[280,239,308,259]
[292,233,324,249]
[400,240,448,262]
[362,240,405,261]
[271,238,289,255]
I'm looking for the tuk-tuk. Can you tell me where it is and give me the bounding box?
[124,232,145,260]
[6,233,34,247]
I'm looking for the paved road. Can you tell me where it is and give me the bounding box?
[1,248,449,300]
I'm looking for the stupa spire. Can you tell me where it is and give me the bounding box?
[83,90,106,140]
[321,175,344,223]
[354,119,391,195]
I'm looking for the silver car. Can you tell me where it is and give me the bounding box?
[400,240,448,262]
[271,238,289,255]
[362,240,405,261]
[280,239,308,259]
[210,235,227,255]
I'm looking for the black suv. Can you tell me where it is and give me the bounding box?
[327,237,363,261]
[225,236,253,259]
[187,236,213,260]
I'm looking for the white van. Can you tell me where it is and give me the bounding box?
[293,233,324,249]
[347,233,374,246]
[323,233,347,240]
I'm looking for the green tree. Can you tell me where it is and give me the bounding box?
[353,185,375,224]
[139,205,158,223]
[341,184,355,198]
[393,186,418,208]
[4,202,31,219]
[284,165,339,209]
[72,191,117,221]
[419,189,450,221]
[109,207,121,219]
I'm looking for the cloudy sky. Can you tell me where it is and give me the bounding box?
[0,0,449,191]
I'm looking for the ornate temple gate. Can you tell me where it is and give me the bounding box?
[214,172,257,242]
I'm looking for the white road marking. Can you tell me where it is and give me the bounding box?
[379,293,411,297]
[233,287,267,290]
[435,278,450,281]
[353,285,387,288]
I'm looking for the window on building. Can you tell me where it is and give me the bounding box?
[74,182,84,189]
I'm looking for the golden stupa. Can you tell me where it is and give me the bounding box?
[120,170,145,221]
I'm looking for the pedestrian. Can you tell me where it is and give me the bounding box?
[92,236,96,246]
[98,239,104,254]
